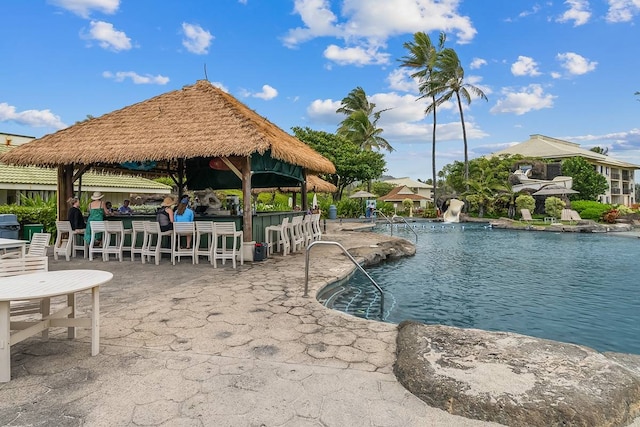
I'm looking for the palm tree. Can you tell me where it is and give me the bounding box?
[430,48,488,187]
[337,109,393,152]
[336,87,393,153]
[399,31,446,209]
[337,87,375,116]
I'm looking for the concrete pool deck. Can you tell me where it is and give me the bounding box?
[1,221,639,426]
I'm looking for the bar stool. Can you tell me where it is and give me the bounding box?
[88,221,106,261]
[265,217,290,256]
[194,221,214,264]
[141,222,173,265]
[311,213,322,241]
[103,221,127,262]
[288,216,305,253]
[301,215,313,247]
[54,221,73,261]
[172,222,195,264]
[212,222,243,268]
[130,220,146,261]
[72,228,87,258]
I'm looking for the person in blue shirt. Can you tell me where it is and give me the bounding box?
[174,196,194,249]
[118,199,133,215]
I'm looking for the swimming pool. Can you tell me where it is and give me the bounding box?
[318,223,640,355]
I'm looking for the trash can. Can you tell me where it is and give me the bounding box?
[0,214,20,240]
[23,224,44,242]
[328,205,337,220]
[254,242,266,261]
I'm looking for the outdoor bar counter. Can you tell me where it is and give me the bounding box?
[103,211,303,244]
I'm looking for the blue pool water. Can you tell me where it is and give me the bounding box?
[319,223,640,355]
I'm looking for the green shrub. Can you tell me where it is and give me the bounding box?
[337,198,362,218]
[515,194,535,214]
[0,205,57,238]
[571,200,611,215]
[580,207,609,220]
[544,196,565,218]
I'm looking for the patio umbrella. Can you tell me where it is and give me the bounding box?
[349,190,378,216]
[532,186,579,196]
[312,193,318,209]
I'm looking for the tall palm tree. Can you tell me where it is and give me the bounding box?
[431,48,488,187]
[399,31,446,208]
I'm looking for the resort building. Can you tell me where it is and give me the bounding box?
[382,177,432,207]
[378,185,430,214]
[0,132,172,205]
[491,134,638,206]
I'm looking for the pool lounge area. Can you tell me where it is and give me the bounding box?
[1,221,640,426]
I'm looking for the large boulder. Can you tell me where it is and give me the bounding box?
[395,321,640,426]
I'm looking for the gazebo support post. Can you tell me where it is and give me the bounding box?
[301,170,308,212]
[57,164,74,221]
[241,156,253,242]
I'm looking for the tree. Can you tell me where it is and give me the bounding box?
[399,31,446,209]
[430,48,488,186]
[292,127,386,200]
[561,156,608,201]
[590,146,609,155]
[336,87,393,152]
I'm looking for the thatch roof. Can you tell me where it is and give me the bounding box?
[252,175,337,194]
[0,80,335,174]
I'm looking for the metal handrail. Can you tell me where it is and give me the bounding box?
[372,210,393,236]
[391,215,419,242]
[304,240,384,319]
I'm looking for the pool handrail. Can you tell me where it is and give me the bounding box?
[391,215,419,243]
[372,209,393,236]
[304,240,385,320]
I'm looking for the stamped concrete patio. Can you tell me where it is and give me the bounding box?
[1,222,639,426]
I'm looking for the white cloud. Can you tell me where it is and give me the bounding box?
[556,52,597,75]
[386,69,417,93]
[490,84,556,115]
[371,92,429,124]
[181,23,213,55]
[0,102,66,129]
[250,85,278,100]
[283,0,477,67]
[565,129,640,154]
[306,98,342,125]
[49,0,119,18]
[323,44,389,66]
[606,0,640,22]
[470,57,487,69]
[557,0,591,26]
[467,75,492,96]
[211,82,228,92]
[84,20,131,51]
[550,71,562,79]
[511,56,541,77]
[102,71,169,85]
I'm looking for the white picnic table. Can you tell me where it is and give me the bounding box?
[0,238,28,258]
[0,269,113,382]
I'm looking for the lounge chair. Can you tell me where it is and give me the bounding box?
[520,208,533,225]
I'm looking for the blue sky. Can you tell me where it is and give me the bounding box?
[2,0,640,180]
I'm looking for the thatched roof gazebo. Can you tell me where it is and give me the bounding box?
[0,80,335,242]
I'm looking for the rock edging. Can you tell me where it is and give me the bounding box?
[394,320,640,427]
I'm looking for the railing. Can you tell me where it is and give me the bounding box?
[304,240,384,319]
[372,210,393,236]
[391,215,419,243]
[612,188,621,194]
[612,173,621,180]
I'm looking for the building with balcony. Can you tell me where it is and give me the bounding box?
[491,134,638,206]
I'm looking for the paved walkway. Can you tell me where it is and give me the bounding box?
[0,225,500,427]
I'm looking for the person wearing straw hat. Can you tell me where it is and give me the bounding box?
[84,191,110,246]
[156,197,175,232]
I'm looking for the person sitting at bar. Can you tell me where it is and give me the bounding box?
[67,197,86,230]
[118,199,133,215]
[174,197,194,249]
[157,197,175,232]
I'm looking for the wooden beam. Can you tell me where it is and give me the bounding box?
[222,157,243,179]
[301,170,308,212]
[241,156,252,242]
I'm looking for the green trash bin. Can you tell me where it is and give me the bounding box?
[23,224,44,242]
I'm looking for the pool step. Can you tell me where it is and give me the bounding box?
[319,284,385,321]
